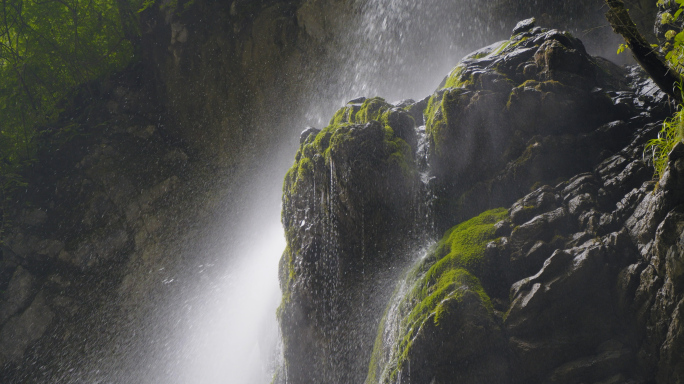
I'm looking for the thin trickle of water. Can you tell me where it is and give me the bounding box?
[322,155,343,377]
[370,243,435,384]
[415,124,437,239]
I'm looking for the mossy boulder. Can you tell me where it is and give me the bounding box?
[279,97,424,383]
[422,21,660,233]
[366,208,509,384]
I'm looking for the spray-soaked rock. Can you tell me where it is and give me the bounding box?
[272,16,683,384]
[365,116,684,383]
[0,292,54,366]
[423,25,668,233]
[365,209,510,384]
[279,97,425,383]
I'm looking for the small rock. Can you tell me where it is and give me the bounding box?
[568,193,594,216]
[163,149,189,164]
[19,209,48,227]
[512,18,536,35]
[392,99,415,108]
[0,267,36,325]
[300,126,320,144]
[669,141,684,161]
[347,96,366,104]
[127,125,156,139]
[546,347,632,383]
[36,239,65,259]
[0,292,54,365]
[494,219,513,237]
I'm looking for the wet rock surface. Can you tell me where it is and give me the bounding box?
[280,22,684,384]
[424,21,669,233]
[365,119,684,384]
[279,97,426,383]
[496,116,684,383]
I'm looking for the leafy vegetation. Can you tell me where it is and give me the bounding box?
[0,0,154,237]
[1,0,139,166]
[640,0,684,180]
[659,0,684,73]
[608,0,684,179]
[646,104,684,180]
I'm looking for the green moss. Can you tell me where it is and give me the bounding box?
[284,96,418,198]
[441,64,473,90]
[355,97,391,123]
[328,97,393,127]
[366,208,509,383]
[515,79,565,94]
[313,126,335,153]
[492,40,511,55]
[330,107,350,126]
[424,207,508,278]
[424,88,470,156]
[398,267,488,340]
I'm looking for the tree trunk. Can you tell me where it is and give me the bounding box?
[604,0,682,103]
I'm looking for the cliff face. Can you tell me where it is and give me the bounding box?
[0,0,355,381]
[138,0,353,168]
[279,20,684,384]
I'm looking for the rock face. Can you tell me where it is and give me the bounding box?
[279,97,426,383]
[493,0,657,63]
[139,0,353,168]
[0,1,354,379]
[364,118,683,383]
[423,22,667,233]
[497,119,684,383]
[0,65,226,382]
[280,20,684,384]
[366,208,510,384]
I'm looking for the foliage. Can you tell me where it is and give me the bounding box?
[645,104,684,180]
[640,0,684,180]
[658,0,684,73]
[0,0,151,238]
[0,0,142,166]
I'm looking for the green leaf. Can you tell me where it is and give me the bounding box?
[138,0,156,13]
[617,43,628,55]
[675,31,684,44]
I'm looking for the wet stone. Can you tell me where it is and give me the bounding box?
[299,126,320,144]
[513,17,536,35]
[347,96,366,104]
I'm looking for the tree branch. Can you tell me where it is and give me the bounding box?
[604,0,683,103]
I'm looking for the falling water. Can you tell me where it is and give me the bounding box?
[160,2,498,383]
[168,224,285,384]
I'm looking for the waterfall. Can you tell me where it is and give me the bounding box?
[163,2,501,383]
[171,1,640,382]
[63,2,626,384]
[169,223,285,384]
